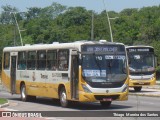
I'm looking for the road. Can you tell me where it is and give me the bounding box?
[1,91,160,111]
[0,83,160,120]
[0,90,160,120]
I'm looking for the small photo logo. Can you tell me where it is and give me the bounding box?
[2,112,11,117]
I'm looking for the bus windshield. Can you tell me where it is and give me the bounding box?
[128,53,155,74]
[81,54,127,88]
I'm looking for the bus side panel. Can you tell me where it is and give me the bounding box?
[45,82,70,99]
[17,70,46,97]
[16,70,70,99]
[45,71,70,99]
[45,83,59,98]
[26,81,45,97]
[15,80,21,94]
[44,71,59,98]
[1,52,11,92]
[39,84,69,100]
[1,70,11,92]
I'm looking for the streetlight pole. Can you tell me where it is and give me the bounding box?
[102,0,113,42]
[10,12,23,46]
[91,11,94,40]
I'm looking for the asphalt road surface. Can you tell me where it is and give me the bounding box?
[0,83,160,120]
[0,91,160,111]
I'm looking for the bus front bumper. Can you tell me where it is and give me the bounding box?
[129,78,156,87]
[78,91,128,102]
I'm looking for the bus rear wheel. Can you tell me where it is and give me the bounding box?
[20,84,36,101]
[134,87,142,92]
[59,87,69,107]
[100,101,112,108]
[20,84,28,102]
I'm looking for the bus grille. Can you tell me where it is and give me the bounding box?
[94,95,120,101]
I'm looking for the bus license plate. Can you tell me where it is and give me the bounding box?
[139,82,144,85]
[103,98,112,101]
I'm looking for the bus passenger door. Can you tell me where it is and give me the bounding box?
[10,55,17,94]
[71,51,79,100]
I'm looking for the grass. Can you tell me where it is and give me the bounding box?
[0,98,8,105]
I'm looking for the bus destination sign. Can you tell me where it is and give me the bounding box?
[127,47,154,53]
[82,45,125,52]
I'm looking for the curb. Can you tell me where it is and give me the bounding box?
[129,93,160,97]
[139,82,160,89]
[143,84,160,89]
[0,102,9,108]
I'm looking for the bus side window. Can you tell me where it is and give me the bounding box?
[27,51,36,70]
[18,52,26,70]
[47,50,57,70]
[58,50,69,71]
[3,52,10,69]
[37,50,46,70]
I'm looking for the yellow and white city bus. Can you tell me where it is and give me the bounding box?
[126,46,156,92]
[2,40,129,107]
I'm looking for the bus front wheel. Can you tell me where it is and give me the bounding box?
[59,87,69,107]
[134,87,142,92]
[100,101,112,107]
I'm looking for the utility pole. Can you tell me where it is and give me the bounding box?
[13,23,16,46]
[11,12,23,46]
[103,0,113,42]
[91,11,94,40]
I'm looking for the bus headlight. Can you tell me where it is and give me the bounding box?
[122,84,128,92]
[82,84,92,93]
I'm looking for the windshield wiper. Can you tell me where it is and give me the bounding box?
[93,53,102,71]
[107,59,113,74]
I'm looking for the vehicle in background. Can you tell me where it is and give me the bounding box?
[126,46,156,92]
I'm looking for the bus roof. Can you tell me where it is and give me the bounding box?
[125,45,154,49]
[3,40,125,52]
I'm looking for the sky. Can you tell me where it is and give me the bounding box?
[0,0,160,13]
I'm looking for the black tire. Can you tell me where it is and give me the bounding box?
[29,96,36,101]
[134,87,142,92]
[20,84,36,102]
[100,101,112,108]
[59,87,69,107]
[20,84,28,102]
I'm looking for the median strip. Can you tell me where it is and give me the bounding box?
[0,98,9,108]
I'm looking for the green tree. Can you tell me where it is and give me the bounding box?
[48,7,92,42]
[0,5,18,24]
